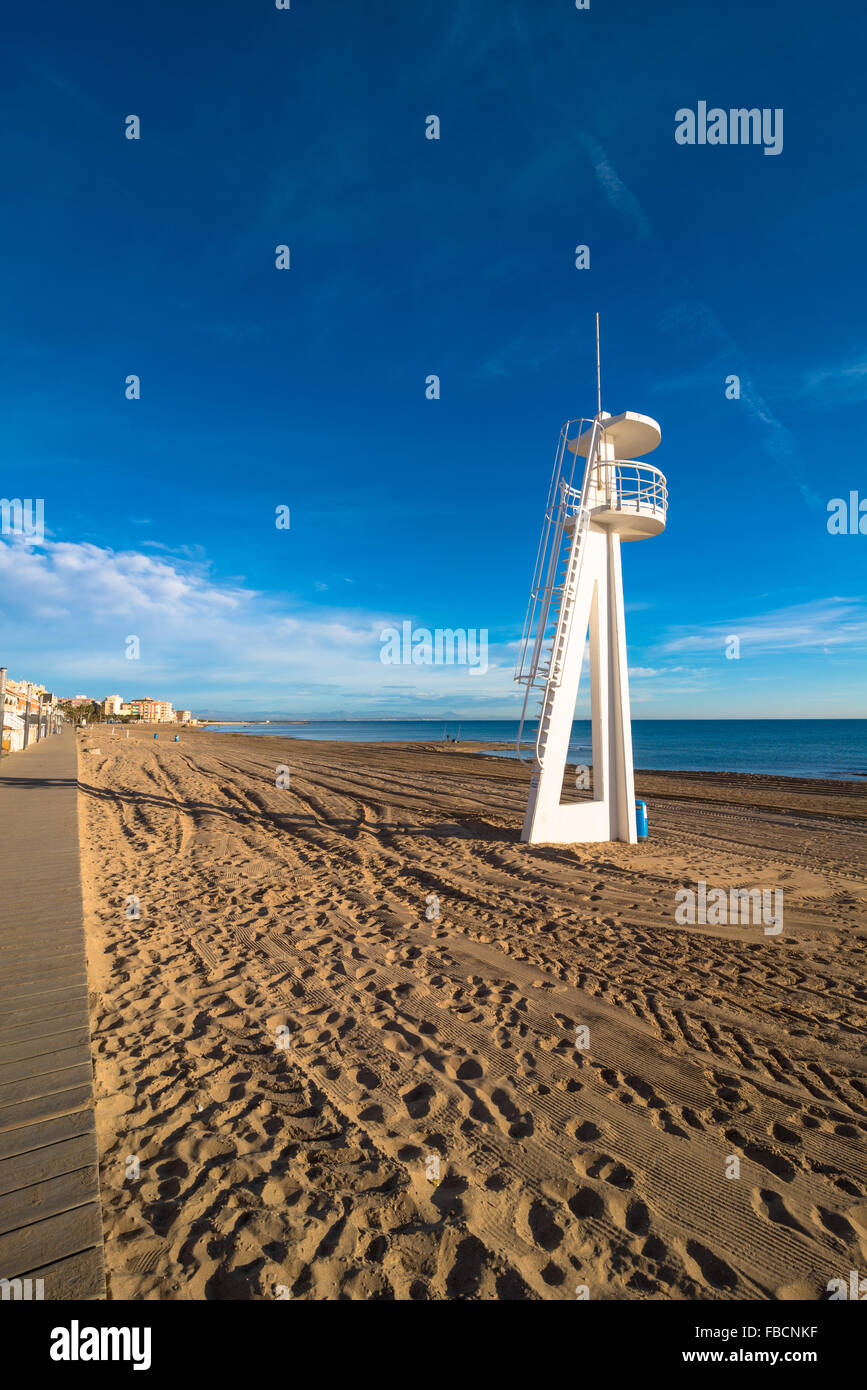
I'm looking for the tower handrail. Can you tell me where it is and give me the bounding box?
[514,424,574,685]
[594,459,668,517]
[531,417,600,767]
[514,416,594,685]
[515,416,602,764]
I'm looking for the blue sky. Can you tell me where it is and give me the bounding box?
[1,0,865,718]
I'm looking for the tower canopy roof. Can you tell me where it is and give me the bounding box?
[568,411,661,459]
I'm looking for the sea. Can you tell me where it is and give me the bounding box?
[209,719,867,781]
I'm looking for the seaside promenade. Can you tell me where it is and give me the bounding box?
[0,729,105,1299]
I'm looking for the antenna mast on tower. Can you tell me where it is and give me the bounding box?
[595,312,602,417]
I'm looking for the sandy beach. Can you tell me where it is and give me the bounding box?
[76,727,867,1300]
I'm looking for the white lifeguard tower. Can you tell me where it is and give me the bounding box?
[514,337,668,844]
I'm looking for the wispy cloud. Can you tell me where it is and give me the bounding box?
[658,597,867,656]
[579,133,652,241]
[803,357,867,405]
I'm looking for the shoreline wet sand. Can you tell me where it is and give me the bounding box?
[77,726,867,1300]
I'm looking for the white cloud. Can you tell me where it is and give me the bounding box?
[0,536,519,715]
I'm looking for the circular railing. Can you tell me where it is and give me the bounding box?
[600,460,668,517]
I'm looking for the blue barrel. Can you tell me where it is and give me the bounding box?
[153,732,158,740]
[635,800,648,840]
[174,735,179,742]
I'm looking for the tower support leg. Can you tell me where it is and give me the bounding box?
[521,527,637,845]
[604,531,637,843]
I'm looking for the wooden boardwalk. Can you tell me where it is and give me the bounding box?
[0,729,105,1299]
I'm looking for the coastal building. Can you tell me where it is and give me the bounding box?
[1,673,57,752]
[1,707,25,752]
[128,697,175,723]
[5,685,182,731]
[127,697,158,721]
[4,677,46,716]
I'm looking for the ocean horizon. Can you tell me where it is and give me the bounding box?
[207,718,867,782]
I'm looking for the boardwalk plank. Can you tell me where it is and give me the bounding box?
[0,1133,98,1198]
[19,1246,105,1300]
[0,1062,94,1110]
[0,1083,94,1135]
[0,994,90,1031]
[0,1108,95,1163]
[0,1165,96,1236]
[0,1045,94,1088]
[0,981,89,1010]
[0,1024,91,1058]
[0,1200,102,1280]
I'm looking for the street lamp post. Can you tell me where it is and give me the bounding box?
[23,682,33,749]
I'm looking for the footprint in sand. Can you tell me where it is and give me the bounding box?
[401,1081,437,1119]
[751,1188,810,1235]
[679,1106,705,1131]
[450,1057,484,1082]
[812,1205,859,1244]
[682,1239,737,1291]
[573,1149,635,1189]
[616,1197,652,1236]
[622,1072,666,1110]
[725,1128,797,1183]
[488,1087,534,1139]
[518,1197,564,1252]
[570,1119,604,1142]
[651,1110,689,1139]
[566,1185,606,1219]
[770,1121,801,1145]
[357,1102,385,1123]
